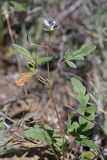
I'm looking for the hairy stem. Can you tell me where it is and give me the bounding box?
[46,33,64,136]
[48,80,64,136]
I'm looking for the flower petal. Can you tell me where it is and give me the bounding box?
[43,19,50,27]
[16,72,33,86]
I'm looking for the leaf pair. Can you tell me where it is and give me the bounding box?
[13,44,55,65]
[13,44,55,86]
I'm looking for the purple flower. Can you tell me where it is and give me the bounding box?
[43,19,59,31]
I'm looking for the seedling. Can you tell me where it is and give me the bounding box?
[0,18,99,159]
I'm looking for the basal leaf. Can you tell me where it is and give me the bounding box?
[68,122,79,133]
[79,116,94,131]
[53,133,64,147]
[52,133,66,153]
[13,44,32,60]
[24,125,52,144]
[80,138,97,149]
[81,151,98,160]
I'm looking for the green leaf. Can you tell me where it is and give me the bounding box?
[52,133,66,153]
[10,1,27,12]
[78,105,96,131]
[86,105,96,114]
[80,138,97,149]
[85,106,96,120]
[44,124,54,131]
[78,105,96,116]
[24,125,52,144]
[31,52,38,60]
[66,61,77,68]
[75,94,89,107]
[71,78,86,95]
[53,133,64,147]
[71,77,89,106]
[13,44,32,60]
[65,45,96,61]
[68,122,79,133]
[37,56,55,64]
[79,116,94,131]
[104,155,107,160]
[81,151,98,160]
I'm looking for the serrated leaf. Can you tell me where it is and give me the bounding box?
[78,106,96,132]
[78,105,96,131]
[53,133,64,147]
[86,105,96,113]
[65,45,96,61]
[79,116,94,131]
[24,125,52,144]
[68,122,79,133]
[71,77,89,106]
[71,78,86,95]
[75,94,89,107]
[13,44,32,60]
[66,61,77,68]
[80,139,97,149]
[52,133,66,152]
[85,106,96,120]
